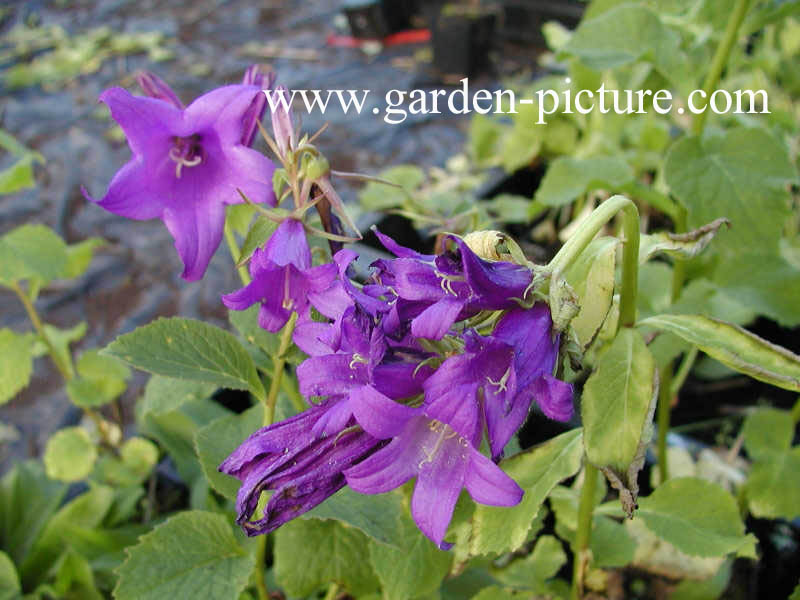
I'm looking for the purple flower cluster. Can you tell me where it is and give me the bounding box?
[221,230,574,549]
[89,72,574,549]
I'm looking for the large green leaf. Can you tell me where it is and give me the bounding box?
[746,447,800,520]
[638,314,800,391]
[20,485,114,588]
[0,552,20,600]
[467,429,584,555]
[104,317,265,400]
[742,407,794,461]
[114,511,254,600]
[582,328,657,512]
[368,508,452,600]
[0,224,68,286]
[563,5,690,88]
[302,487,405,548]
[139,375,216,416]
[665,129,795,254]
[274,519,379,597]
[194,404,263,500]
[0,462,67,566]
[0,329,34,404]
[637,477,756,557]
[534,157,633,207]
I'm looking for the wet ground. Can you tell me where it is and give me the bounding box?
[0,0,537,463]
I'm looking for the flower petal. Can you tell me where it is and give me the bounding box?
[345,434,419,494]
[531,374,574,422]
[349,385,419,439]
[99,87,182,157]
[411,296,464,340]
[410,435,469,549]
[84,159,163,220]
[465,450,523,506]
[183,85,263,146]
[162,198,225,281]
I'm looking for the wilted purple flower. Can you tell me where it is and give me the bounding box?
[372,230,532,339]
[223,218,338,332]
[344,386,523,549]
[240,65,275,147]
[220,401,381,535]
[85,81,276,280]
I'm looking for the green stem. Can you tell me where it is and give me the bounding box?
[657,366,673,482]
[323,582,339,600]
[264,312,298,428]
[790,397,800,425]
[671,347,698,397]
[254,535,269,600]
[224,221,251,285]
[571,463,598,600]
[11,280,117,448]
[691,0,752,136]
[548,195,640,328]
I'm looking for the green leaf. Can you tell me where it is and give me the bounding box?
[563,5,690,88]
[226,203,257,236]
[66,349,131,408]
[0,155,36,195]
[20,485,114,588]
[582,328,657,513]
[0,329,34,405]
[194,404,263,500]
[358,166,424,212]
[104,317,266,400]
[467,429,583,555]
[64,238,103,279]
[745,447,800,520]
[274,519,379,597]
[743,407,793,461]
[0,552,21,600]
[139,375,216,416]
[302,487,405,548]
[534,157,633,207]
[0,461,67,566]
[469,586,524,600]
[229,305,305,367]
[53,549,103,600]
[638,314,800,392]
[637,477,757,557]
[0,224,68,286]
[368,508,452,600]
[565,237,618,349]
[664,129,796,255]
[237,216,278,267]
[669,560,732,600]
[44,427,98,482]
[114,511,254,600]
[491,535,567,591]
[483,194,531,225]
[639,218,730,264]
[36,322,87,374]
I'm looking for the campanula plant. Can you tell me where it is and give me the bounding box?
[4,2,800,598]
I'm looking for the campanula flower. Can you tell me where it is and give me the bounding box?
[343,386,523,549]
[222,218,338,332]
[371,230,532,339]
[219,400,381,535]
[85,78,276,280]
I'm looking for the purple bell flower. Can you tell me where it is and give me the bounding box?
[222,218,339,332]
[85,79,276,281]
[371,230,533,339]
[219,401,381,535]
[343,386,523,549]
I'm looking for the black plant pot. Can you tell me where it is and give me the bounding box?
[432,5,497,78]
[497,0,584,44]
[343,0,416,39]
